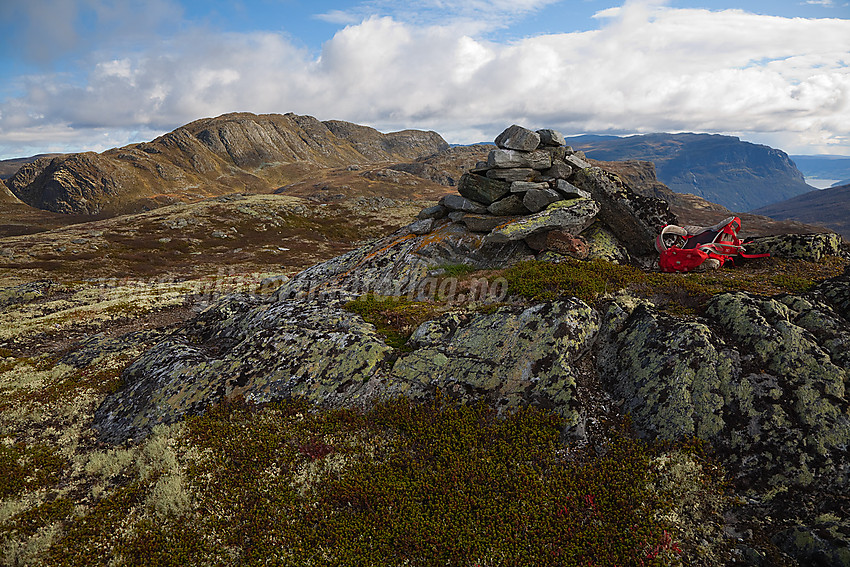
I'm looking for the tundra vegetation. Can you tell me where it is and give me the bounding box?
[0,251,845,566]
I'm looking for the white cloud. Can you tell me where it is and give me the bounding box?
[1,0,849,158]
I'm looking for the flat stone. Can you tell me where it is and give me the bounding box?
[494,125,541,151]
[543,162,573,180]
[565,153,592,170]
[460,214,512,233]
[488,194,529,216]
[448,211,466,222]
[523,187,563,213]
[485,198,600,243]
[555,179,591,199]
[486,168,537,182]
[537,129,566,147]
[417,205,447,220]
[510,181,550,193]
[488,149,552,170]
[408,218,435,235]
[457,173,511,205]
[440,194,488,214]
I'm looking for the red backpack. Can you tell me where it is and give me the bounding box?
[655,216,769,273]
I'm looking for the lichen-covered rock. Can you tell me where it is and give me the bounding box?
[273,222,533,300]
[598,290,850,491]
[571,167,676,262]
[744,233,845,262]
[597,299,734,440]
[581,222,631,263]
[0,280,54,310]
[93,296,395,443]
[389,299,598,419]
[771,523,850,567]
[485,198,600,244]
[704,292,849,487]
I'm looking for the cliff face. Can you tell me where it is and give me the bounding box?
[4,113,449,215]
[569,133,813,212]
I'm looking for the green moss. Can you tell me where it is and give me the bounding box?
[504,256,847,310]
[504,258,644,303]
[344,294,441,350]
[437,263,480,277]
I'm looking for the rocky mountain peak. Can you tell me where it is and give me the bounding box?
[3,112,450,216]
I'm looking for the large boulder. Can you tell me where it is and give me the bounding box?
[389,299,598,419]
[571,167,676,262]
[93,296,395,443]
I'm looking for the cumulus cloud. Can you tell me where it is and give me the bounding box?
[1,0,849,158]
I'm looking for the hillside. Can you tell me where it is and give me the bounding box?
[3,112,449,216]
[790,154,850,185]
[567,133,813,212]
[2,124,849,565]
[753,182,850,238]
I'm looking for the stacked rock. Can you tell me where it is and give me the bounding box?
[410,124,598,259]
[415,126,592,228]
[409,123,678,266]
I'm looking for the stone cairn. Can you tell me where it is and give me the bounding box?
[410,124,603,259]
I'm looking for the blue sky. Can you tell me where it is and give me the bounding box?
[0,0,848,159]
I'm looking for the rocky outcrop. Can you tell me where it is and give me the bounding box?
[5,113,450,215]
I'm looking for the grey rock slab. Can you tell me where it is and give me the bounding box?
[510,181,550,193]
[570,167,676,259]
[439,193,488,213]
[486,168,538,182]
[488,194,529,216]
[417,204,447,220]
[457,173,511,205]
[564,153,592,170]
[408,218,435,235]
[523,187,563,213]
[494,124,541,151]
[542,162,573,180]
[460,214,513,233]
[555,179,591,199]
[488,149,552,170]
[485,197,600,243]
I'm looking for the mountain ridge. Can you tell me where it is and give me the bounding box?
[753,182,850,238]
[4,112,449,215]
[567,132,813,212]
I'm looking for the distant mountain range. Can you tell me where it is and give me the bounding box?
[752,182,850,238]
[2,113,449,215]
[566,133,813,212]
